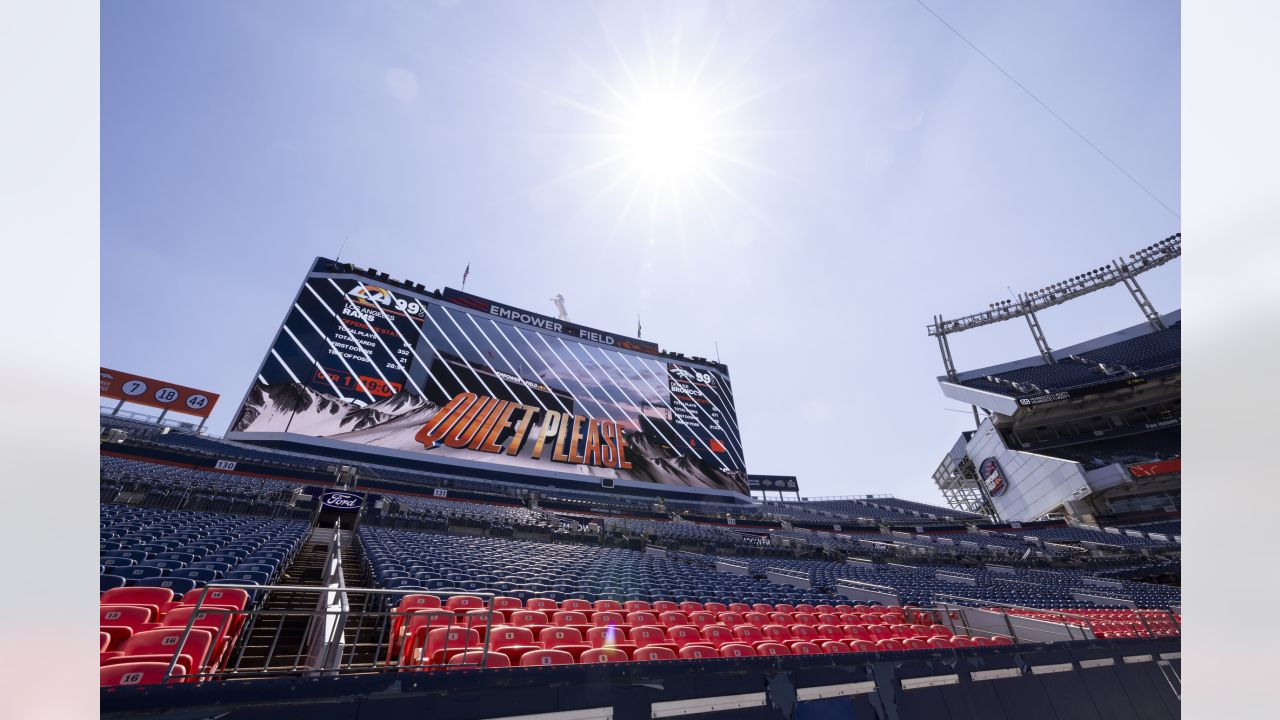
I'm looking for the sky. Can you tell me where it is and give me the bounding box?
[101,0,1180,505]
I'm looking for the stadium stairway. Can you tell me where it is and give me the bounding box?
[233,525,338,672]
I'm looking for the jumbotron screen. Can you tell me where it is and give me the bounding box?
[229,258,748,495]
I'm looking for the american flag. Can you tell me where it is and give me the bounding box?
[462,262,470,286]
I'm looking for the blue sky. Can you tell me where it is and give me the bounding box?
[101,0,1179,503]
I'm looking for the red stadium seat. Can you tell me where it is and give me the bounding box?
[593,599,623,613]
[101,626,133,654]
[717,612,745,627]
[789,625,820,644]
[719,643,756,658]
[990,636,1015,646]
[100,661,186,686]
[510,610,551,635]
[448,650,510,668]
[487,626,541,663]
[834,605,855,614]
[815,605,836,614]
[101,605,158,635]
[755,642,791,657]
[552,611,590,631]
[393,611,455,662]
[678,602,704,614]
[817,614,841,626]
[844,626,871,642]
[751,604,773,614]
[769,613,795,626]
[629,626,678,652]
[775,604,796,614]
[821,641,852,654]
[702,625,735,648]
[585,626,631,649]
[679,645,719,659]
[795,604,816,614]
[406,627,480,667]
[101,627,215,676]
[626,611,659,628]
[970,636,995,647]
[527,598,557,613]
[903,638,929,650]
[850,640,878,653]
[866,625,894,641]
[100,631,111,652]
[890,624,917,640]
[181,587,249,612]
[519,649,574,667]
[791,642,822,655]
[744,612,770,628]
[762,624,793,643]
[652,601,678,613]
[875,639,904,652]
[816,625,846,642]
[445,595,485,612]
[727,603,751,613]
[393,595,445,639]
[623,601,651,613]
[733,625,766,645]
[688,611,717,628]
[930,626,954,638]
[926,637,952,649]
[101,588,175,621]
[161,606,242,667]
[666,625,708,648]
[560,599,592,613]
[592,611,625,627]
[580,648,629,664]
[704,602,728,614]
[536,627,590,661]
[633,646,677,662]
[949,637,975,649]
[658,611,689,628]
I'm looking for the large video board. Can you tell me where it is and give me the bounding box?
[229,258,748,495]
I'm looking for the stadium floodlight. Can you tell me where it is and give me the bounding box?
[927,233,1179,379]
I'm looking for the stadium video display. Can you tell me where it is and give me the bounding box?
[231,259,748,494]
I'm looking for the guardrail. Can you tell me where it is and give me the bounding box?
[157,584,498,684]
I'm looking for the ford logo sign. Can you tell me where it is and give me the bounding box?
[321,491,363,511]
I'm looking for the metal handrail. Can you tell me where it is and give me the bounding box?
[160,584,497,683]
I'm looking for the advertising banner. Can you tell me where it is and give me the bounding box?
[1127,458,1180,477]
[100,367,219,418]
[231,258,748,494]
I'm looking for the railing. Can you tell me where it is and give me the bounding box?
[926,594,1181,645]
[159,585,497,683]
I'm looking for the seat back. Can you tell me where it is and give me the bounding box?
[593,599,623,612]
[448,650,510,668]
[666,625,702,647]
[552,611,588,627]
[633,646,676,661]
[720,643,756,658]
[629,625,668,648]
[519,649,574,666]
[679,645,718,659]
[658,611,689,628]
[527,597,558,612]
[791,642,822,655]
[592,611,624,627]
[733,625,765,643]
[561,599,592,612]
[586,626,627,648]
[626,611,658,627]
[488,626,537,649]
[100,661,186,686]
[580,648,629,663]
[539,627,584,648]
[114,628,214,674]
[756,642,791,656]
[821,641,852,654]
[511,610,550,627]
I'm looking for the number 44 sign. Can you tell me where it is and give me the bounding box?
[100,367,220,418]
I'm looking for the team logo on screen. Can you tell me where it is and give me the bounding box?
[978,457,1008,497]
[347,284,425,319]
[415,392,633,471]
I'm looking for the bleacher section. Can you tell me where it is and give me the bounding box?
[960,323,1180,399]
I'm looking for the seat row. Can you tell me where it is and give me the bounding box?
[100,586,252,686]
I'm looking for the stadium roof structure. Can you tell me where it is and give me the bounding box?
[927,234,1180,382]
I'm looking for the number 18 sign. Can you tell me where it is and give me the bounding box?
[101,367,220,418]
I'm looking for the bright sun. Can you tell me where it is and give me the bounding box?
[618,90,717,183]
